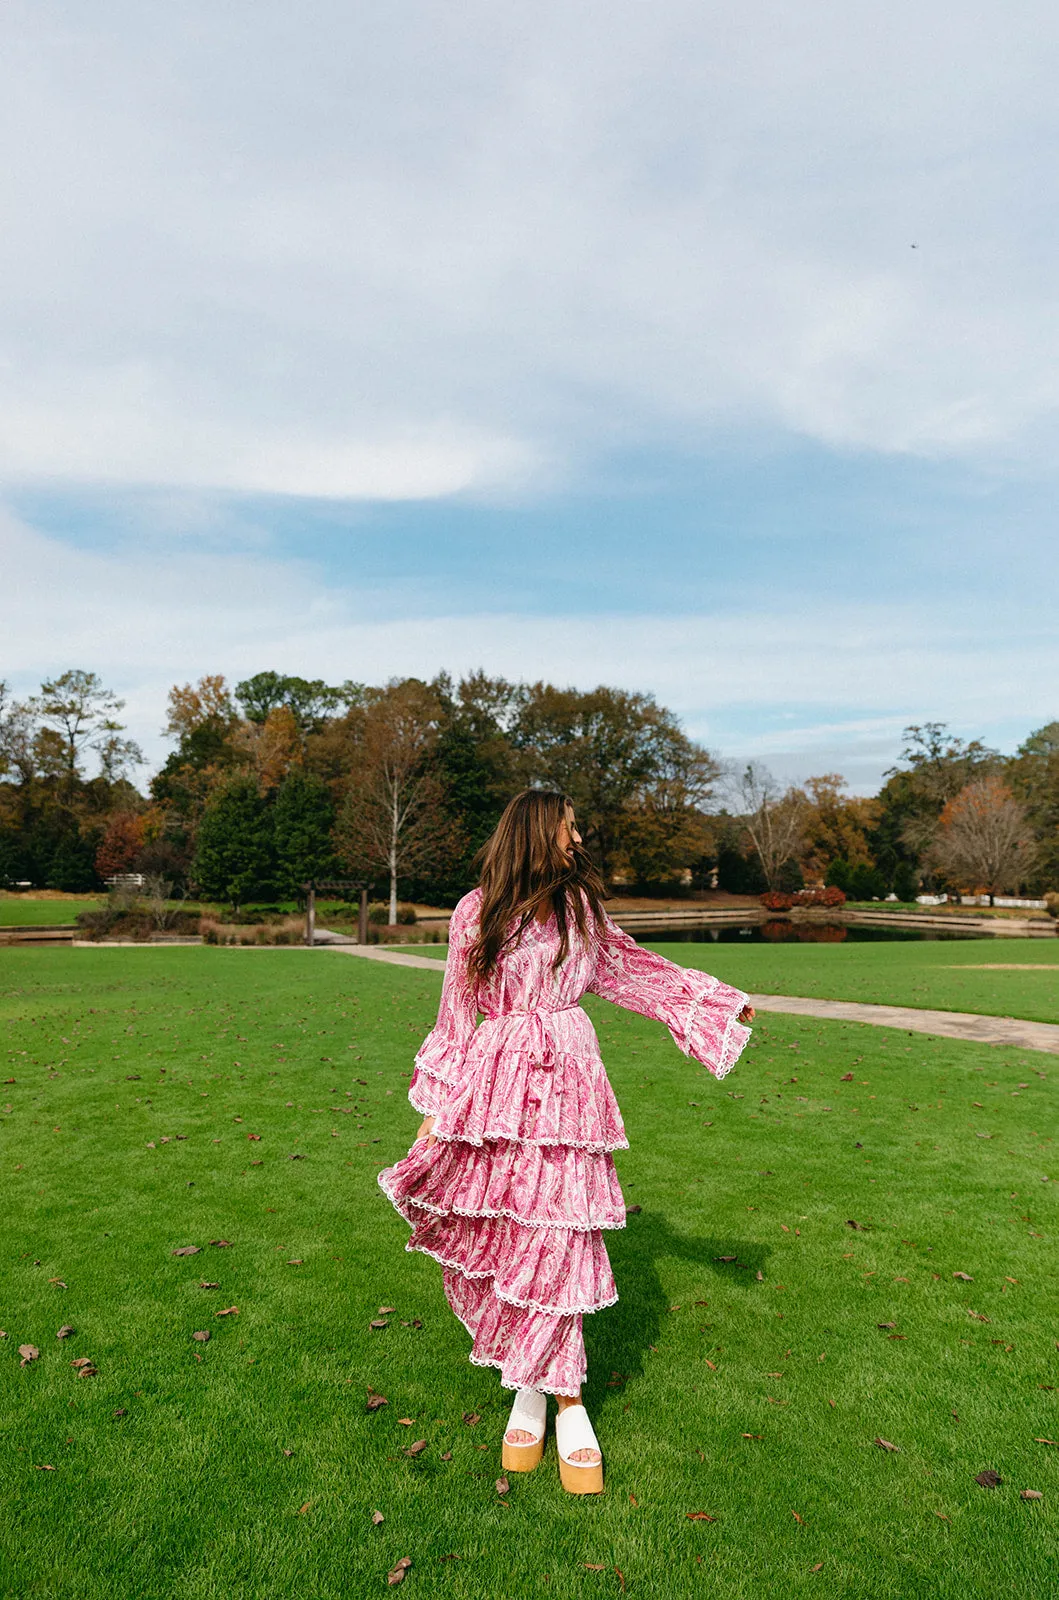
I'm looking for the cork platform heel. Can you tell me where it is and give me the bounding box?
[501,1387,548,1472]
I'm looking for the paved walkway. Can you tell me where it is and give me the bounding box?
[325,944,1059,1055]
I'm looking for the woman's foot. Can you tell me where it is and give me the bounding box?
[556,1392,600,1465]
[554,1396,603,1494]
[501,1388,547,1471]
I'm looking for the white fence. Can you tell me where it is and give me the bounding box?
[916,892,1047,910]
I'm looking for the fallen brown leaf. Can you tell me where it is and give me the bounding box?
[209,1239,233,1248]
[975,1469,1002,1488]
[874,1438,899,1452]
[841,1072,854,1081]
[378,1305,396,1315]
[199,1281,220,1289]
[366,1392,388,1412]
[584,1564,607,1571]
[629,1493,638,1506]
[369,1318,389,1330]
[462,1411,481,1426]
[626,1204,641,1214]
[791,1511,805,1524]
[171,1245,200,1256]
[406,1439,428,1457]
[282,1449,294,1457]
[192,1331,210,1343]
[56,1326,75,1340]
[495,1476,509,1495]
[19,1345,39,1365]
[297,1501,312,1515]
[48,1278,67,1289]
[877,1322,896,1330]
[811,1562,823,1572]
[372,1510,385,1525]
[387,1557,412,1585]
[215,1306,239,1317]
[34,1464,56,1471]
[1033,1438,1058,1446]
[686,1511,716,1521]
[440,1450,452,1460]
[286,1259,303,1265]
[247,1133,262,1141]
[953,1271,973,1281]
[113,1408,126,1418]
[1021,1489,1043,1500]
[77,1365,99,1378]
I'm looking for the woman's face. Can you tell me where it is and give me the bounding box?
[556,805,582,860]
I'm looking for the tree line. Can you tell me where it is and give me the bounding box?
[1,669,1056,914]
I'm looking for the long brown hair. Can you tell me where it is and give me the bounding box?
[467,789,606,981]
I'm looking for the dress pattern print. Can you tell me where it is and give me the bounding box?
[377,888,752,1395]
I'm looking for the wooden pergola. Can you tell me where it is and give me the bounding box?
[300,879,372,947]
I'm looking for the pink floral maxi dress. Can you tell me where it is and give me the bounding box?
[377,889,752,1396]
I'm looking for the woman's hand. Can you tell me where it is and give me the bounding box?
[416,1113,437,1148]
[737,1004,755,1025]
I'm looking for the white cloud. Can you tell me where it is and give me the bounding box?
[1,0,1058,498]
[3,507,1053,788]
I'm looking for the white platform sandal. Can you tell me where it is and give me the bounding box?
[555,1403,604,1495]
[501,1387,548,1472]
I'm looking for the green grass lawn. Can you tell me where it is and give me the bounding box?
[0,897,103,926]
[655,938,1059,1027]
[1,946,1056,1599]
[399,937,1059,1026]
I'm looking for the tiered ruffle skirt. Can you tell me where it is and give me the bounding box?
[377,1008,627,1394]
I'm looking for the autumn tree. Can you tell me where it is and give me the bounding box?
[334,679,460,923]
[29,670,142,795]
[513,684,716,882]
[929,776,1037,899]
[95,813,149,880]
[728,763,807,890]
[235,705,303,792]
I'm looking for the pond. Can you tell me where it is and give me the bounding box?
[643,920,999,944]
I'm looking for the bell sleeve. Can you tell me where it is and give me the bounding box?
[407,893,480,1115]
[585,912,751,1080]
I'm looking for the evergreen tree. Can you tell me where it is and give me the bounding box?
[273,773,336,899]
[193,777,274,909]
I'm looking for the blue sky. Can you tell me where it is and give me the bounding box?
[3,0,1058,790]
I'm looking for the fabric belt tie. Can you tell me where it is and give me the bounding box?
[479,1003,583,1076]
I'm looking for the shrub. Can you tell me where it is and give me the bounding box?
[760,891,795,911]
[1045,891,1059,920]
[792,886,846,908]
[367,901,417,925]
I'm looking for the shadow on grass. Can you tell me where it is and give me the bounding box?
[585,1211,772,1405]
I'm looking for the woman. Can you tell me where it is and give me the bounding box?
[378,790,754,1495]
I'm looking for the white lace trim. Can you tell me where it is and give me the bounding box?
[407,1079,447,1116]
[680,982,750,1080]
[470,1352,587,1398]
[379,1169,627,1234]
[432,1129,630,1154]
[403,1239,620,1317]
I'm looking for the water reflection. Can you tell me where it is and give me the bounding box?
[641,919,990,944]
